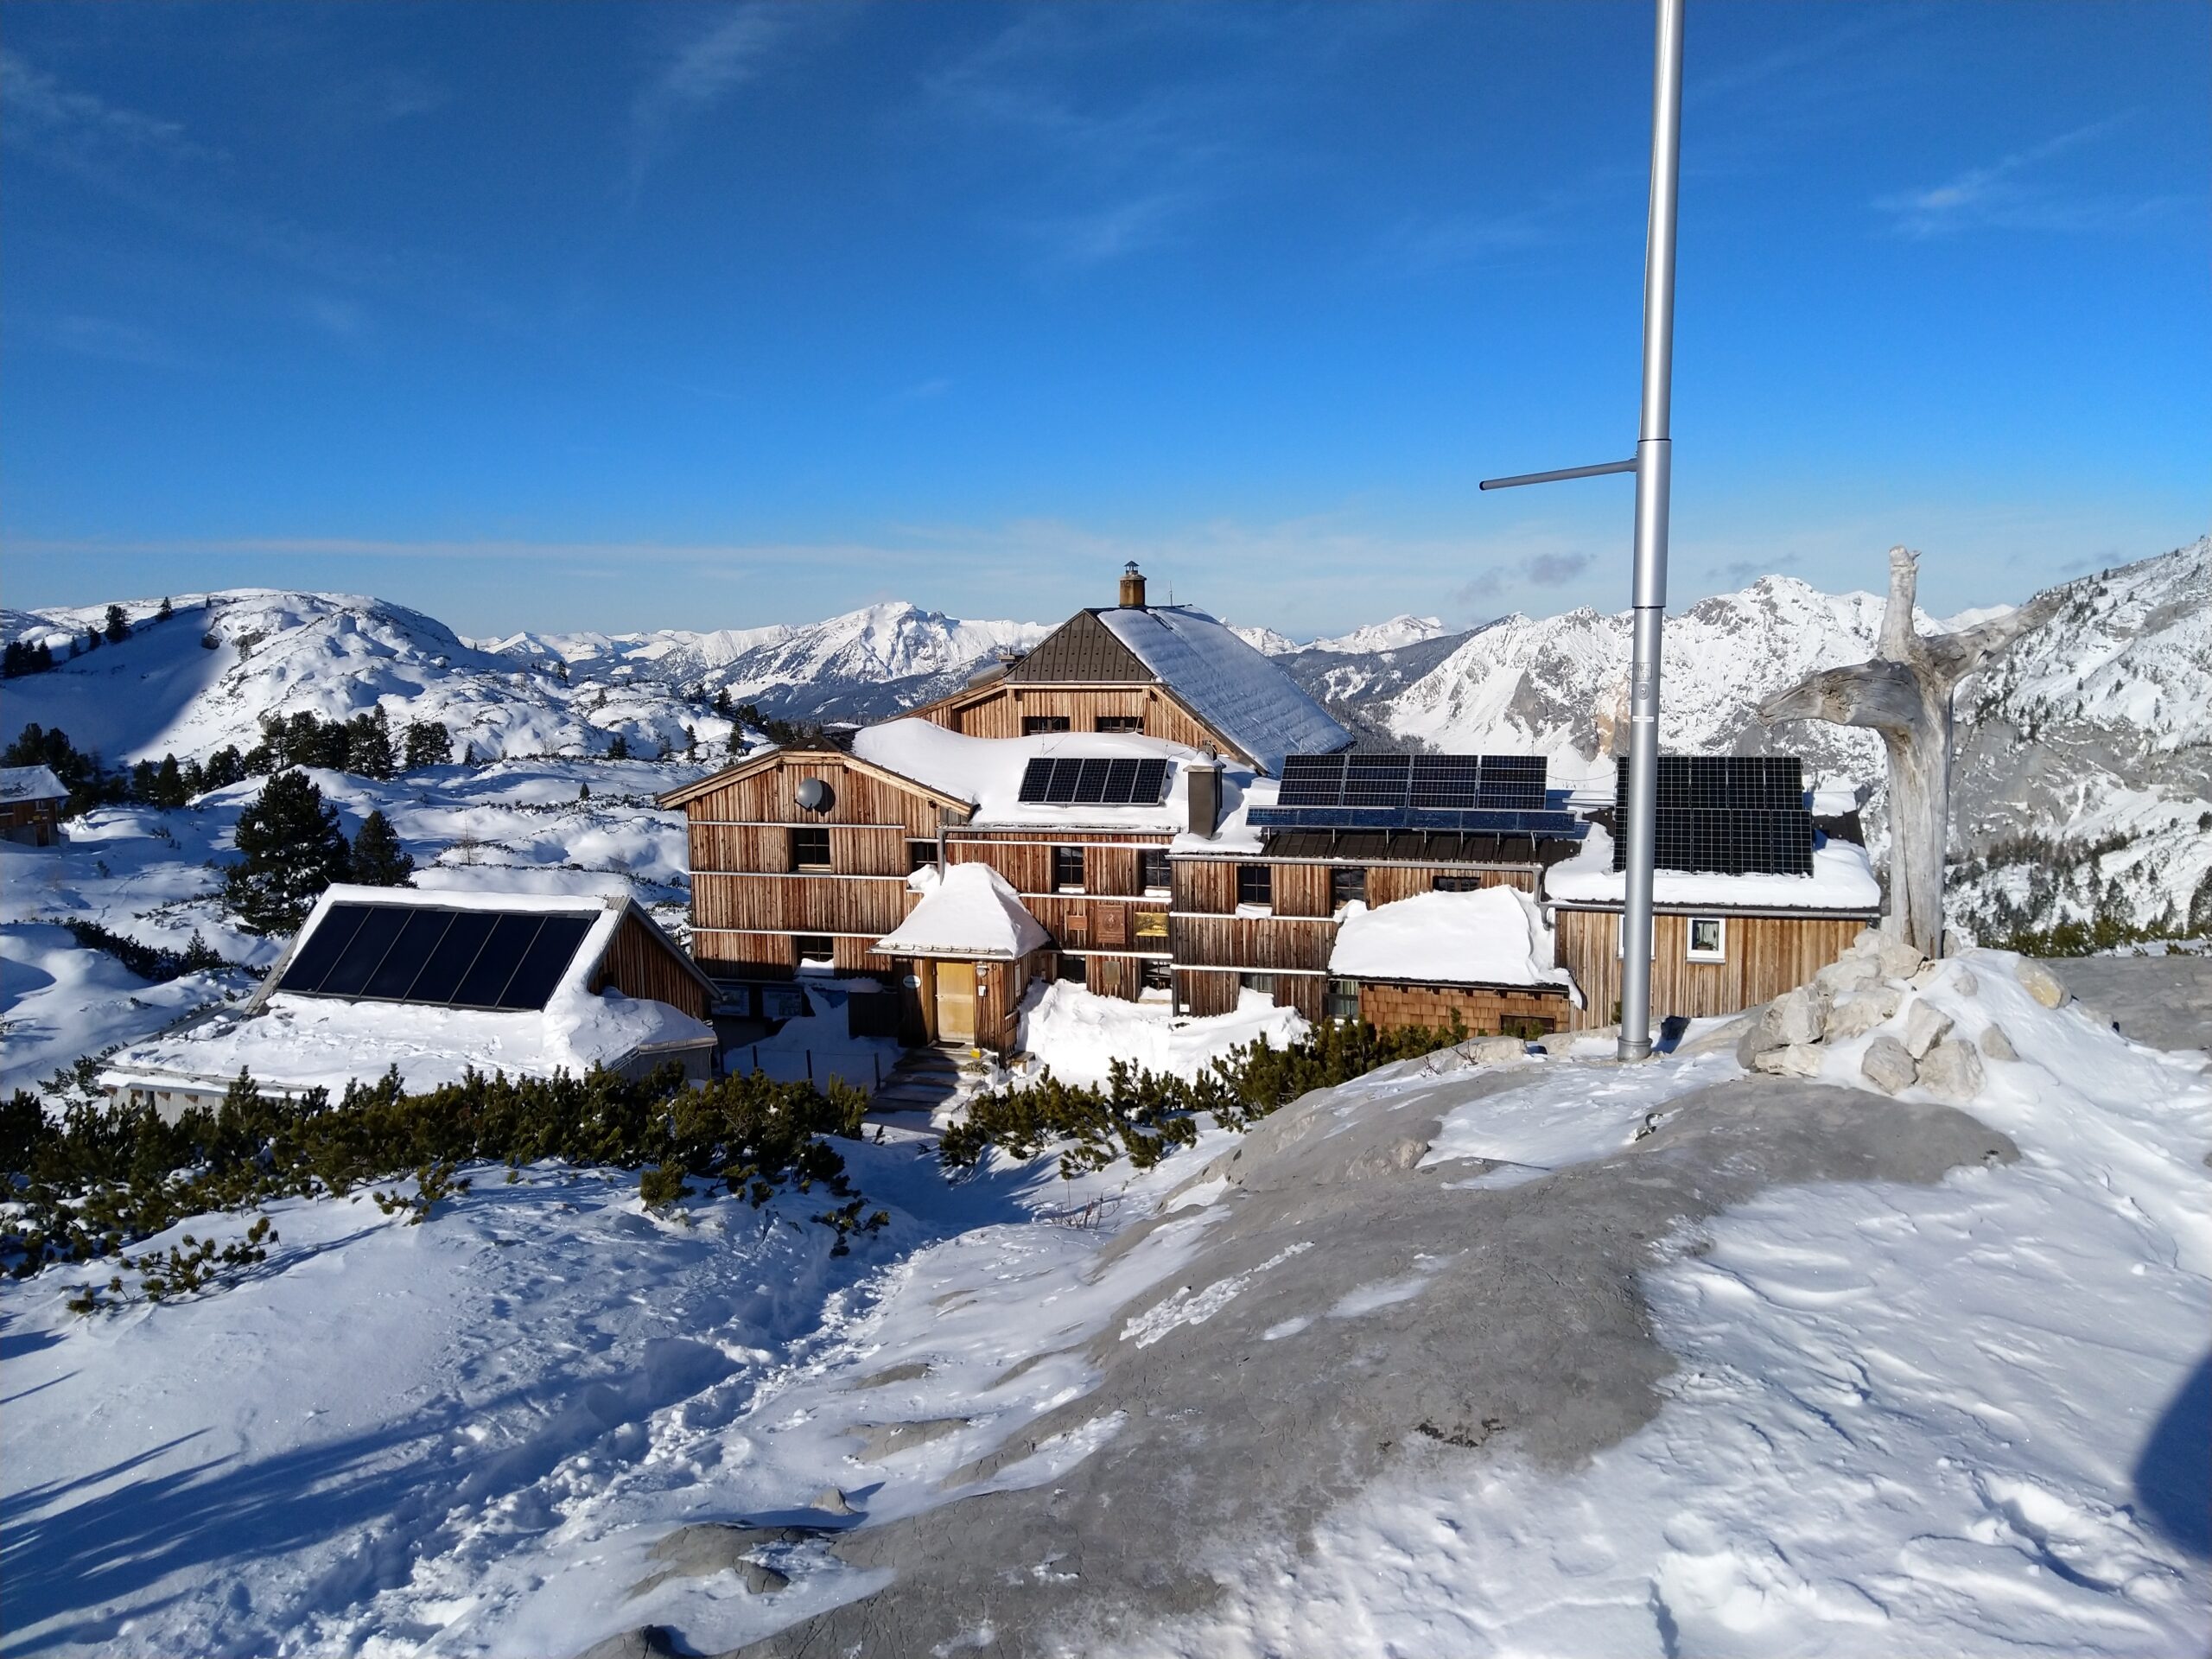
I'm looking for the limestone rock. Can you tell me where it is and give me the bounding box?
[1847,926,1884,958]
[1876,936,1926,980]
[1917,1038,1986,1101]
[1827,986,1902,1039]
[814,1486,858,1516]
[1952,967,1979,998]
[1815,954,1883,995]
[1860,1033,1918,1094]
[1903,1001,1955,1060]
[1770,985,1830,1047]
[1736,1004,1785,1070]
[1979,1024,2018,1062]
[575,1628,682,1659]
[2015,957,2070,1009]
[1752,1043,1824,1078]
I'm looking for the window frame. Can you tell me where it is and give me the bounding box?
[1330,866,1367,908]
[1433,873,1484,894]
[1237,971,1275,997]
[1052,844,1086,893]
[793,934,835,967]
[790,825,832,872]
[906,838,938,873]
[1685,915,1728,963]
[1020,715,1071,735]
[1138,848,1173,895]
[1236,863,1274,911]
[1324,976,1362,1021]
[1092,715,1143,734]
[1614,913,1659,961]
[1058,951,1087,985]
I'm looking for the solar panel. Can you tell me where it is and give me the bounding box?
[312,905,412,999]
[1015,755,1172,807]
[1277,753,1347,806]
[493,914,595,1010]
[454,914,546,1007]
[1610,755,1813,874]
[1478,754,1548,810]
[1409,755,1482,809]
[406,909,499,1003]
[276,902,372,995]
[361,908,453,1001]
[1265,752,1557,828]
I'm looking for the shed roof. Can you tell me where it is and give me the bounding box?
[0,765,67,804]
[1543,823,1881,913]
[1329,887,1573,991]
[877,862,1050,959]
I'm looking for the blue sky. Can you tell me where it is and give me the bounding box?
[3,2,2205,639]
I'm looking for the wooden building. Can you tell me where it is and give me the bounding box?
[0,765,67,847]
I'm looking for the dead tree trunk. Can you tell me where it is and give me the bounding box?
[1758,547,2054,957]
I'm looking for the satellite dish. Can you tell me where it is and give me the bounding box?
[794,777,833,812]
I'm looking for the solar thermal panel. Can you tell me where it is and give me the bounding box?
[361,908,453,1001]
[453,914,546,1007]
[277,902,372,995]
[492,914,594,1010]
[313,905,412,999]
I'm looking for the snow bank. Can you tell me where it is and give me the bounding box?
[1329,886,1570,988]
[1545,820,1882,911]
[878,863,1050,959]
[1017,981,1309,1086]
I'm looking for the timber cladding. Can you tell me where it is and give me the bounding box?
[1356,981,1568,1037]
[671,753,951,837]
[589,912,713,1021]
[1553,907,1872,1030]
[924,683,1223,753]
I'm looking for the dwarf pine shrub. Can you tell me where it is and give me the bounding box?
[940,1015,1468,1179]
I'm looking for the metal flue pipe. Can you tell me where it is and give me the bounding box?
[1478,0,1684,1062]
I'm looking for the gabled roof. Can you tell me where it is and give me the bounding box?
[0,765,67,804]
[877,863,1050,960]
[850,719,1242,833]
[1004,610,1154,683]
[655,747,972,814]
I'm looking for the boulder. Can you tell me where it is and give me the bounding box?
[1847,926,1885,957]
[814,1486,858,1517]
[575,1629,682,1659]
[1860,1033,1918,1095]
[1827,986,1903,1039]
[1815,954,1883,995]
[2015,957,2070,1009]
[1875,935,1927,980]
[1917,1038,1986,1101]
[1902,1001,1955,1060]
[1952,967,1979,998]
[1979,1024,2018,1063]
[1735,1004,1785,1070]
[1751,1043,1824,1078]
[1770,985,1830,1047]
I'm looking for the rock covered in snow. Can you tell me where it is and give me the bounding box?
[1980,1023,2020,1062]
[1752,1043,1825,1079]
[1828,985,1904,1039]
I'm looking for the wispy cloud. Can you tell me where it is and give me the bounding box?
[0,47,214,168]
[626,4,819,198]
[1873,116,2177,236]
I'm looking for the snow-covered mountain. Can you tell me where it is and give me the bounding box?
[8,538,2204,938]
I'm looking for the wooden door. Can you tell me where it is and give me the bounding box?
[935,961,977,1044]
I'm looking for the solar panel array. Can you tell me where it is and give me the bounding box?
[277,903,598,1011]
[1609,755,1814,876]
[1015,755,1170,806]
[1252,752,1580,836]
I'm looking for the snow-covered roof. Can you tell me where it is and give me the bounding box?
[1543,823,1882,912]
[102,885,713,1098]
[877,862,1050,959]
[0,765,67,804]
[1329,887,1573,991]
[1095,606,1351,775]
[851,719,1262,834]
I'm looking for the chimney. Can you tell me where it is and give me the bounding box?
[1119,561,1147,608]
[1185,752,1221,839]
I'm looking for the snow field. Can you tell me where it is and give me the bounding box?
[1012,981,1311,1089]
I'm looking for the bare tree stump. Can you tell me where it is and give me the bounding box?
[1758,547,2055,957]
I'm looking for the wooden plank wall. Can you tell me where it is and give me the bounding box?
[1356,981,1570,1038]
[929,685,1221,751]
[1554,909,1871,1030]
[1174,858,1536,915]
[1175,967,1325,1021]
[591,912,711,1020]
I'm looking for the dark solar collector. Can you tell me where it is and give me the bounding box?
[277,903,597,1012]
[1253,753,1581,836]
[1015,756,1170,805]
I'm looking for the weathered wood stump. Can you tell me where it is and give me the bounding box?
[1758,546,2055,957]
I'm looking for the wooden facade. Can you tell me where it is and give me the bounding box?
[1552,906,1872,1031]
[917,682,1227,757]
[1355,979,1572,1038]
[588,909,715,1022]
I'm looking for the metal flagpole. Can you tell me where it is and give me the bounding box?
[1478,0,1684,1063]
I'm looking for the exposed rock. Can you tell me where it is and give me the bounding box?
[2016,957,2071,1009]
[1847,926,1884,958]
[1815,954,1883,995]
[1903,1001,1955,1060]
[1979,1024,2018,1062]
[855,1360,932,1390]
[625,1522,809,1603]
[1770,985,1830,1047]
[1751,1043,1824,1078]
[814,1486,858,1517]
[1952,967,1979,998]
[1827,986,1903,1039]
[1917,1038,1986,1101]
[1735,1005,1786,1070]
[1860,1033,1918,1094]
[855,1417,970,1459]
[574,1626,682,1659]
[1876,936,1927,980]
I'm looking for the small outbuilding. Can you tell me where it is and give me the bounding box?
[101,886,720,1117]
[875,862,1052,1052]
[0,765,67,847]
[1327,885,1580,1038]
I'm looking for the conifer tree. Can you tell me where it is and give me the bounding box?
[157,596,175,620]
[104,604,130,645]
[224,770,352,932]
[153,754,187,808]
[712,687,734,718]
[347,810,415,887]
[607,734,631,760]
[401,718,454,771]
[683,724,697,759]
[345,707,397,780]
[85,627,100,652]
[578,781,592,802]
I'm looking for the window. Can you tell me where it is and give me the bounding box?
[1141,959,1172,993]
[1236,863,1273,909]
[1133,909,1167,946]
[1052,845,1086,891]
[1022,715,1071,735]
[1433,873,1484,893]
[907,838,938,872]
[794,935,834,967]
[1094,715,1143,734]
[1139,849,1172,893]
[791,826,831,871]
[1331,867,1367,907]
[1238,972,1275,997]
[1686,916,1727,962]
[1325,977,1362,1021]
[1058,952,1087,985]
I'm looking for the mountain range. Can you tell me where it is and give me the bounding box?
[5,537,2205,941]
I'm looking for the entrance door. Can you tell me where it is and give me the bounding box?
[935,961,977,1044]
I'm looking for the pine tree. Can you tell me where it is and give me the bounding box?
[104,604,130,645]
[462,741,481,766]
[154,753,188,808]
[201,747,245,791]
[607,734,631,760]
[712,687,734,718]
[683,724,698,759]
[401,718,454,770]
[345,708,397,780]
[347,810,416,887]
[157,596,175,620]
[223,770,353,933]
[578,782,592,801]
[86,627,100,652]
[34,641,53,671]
